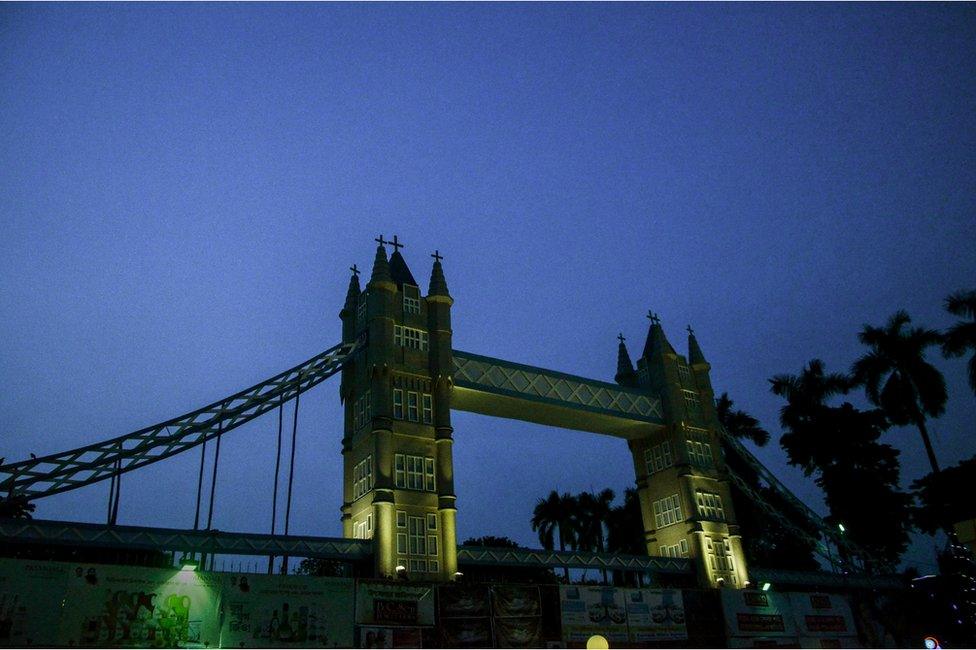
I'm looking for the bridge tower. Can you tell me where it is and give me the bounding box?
[339,240,458,581]
[620,317,750,588]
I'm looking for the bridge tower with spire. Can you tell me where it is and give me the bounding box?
[338,237,458,581]
[616,316,750,588]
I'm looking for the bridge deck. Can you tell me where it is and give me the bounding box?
[1,519,901,589]
[451,350,664,438]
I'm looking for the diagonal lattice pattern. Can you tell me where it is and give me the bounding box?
[456,545,691,573]
[452,351,663,421]
[0,340,361,500]
[0,518,372,560]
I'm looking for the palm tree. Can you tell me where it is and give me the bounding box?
[576,489,615,583]
[531,490,577,580]
[851,310,947,473]
[769,359,849,431]
[942,289,976,396]
[715,392,771,446]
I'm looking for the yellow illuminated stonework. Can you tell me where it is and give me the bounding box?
[340,241,748,588]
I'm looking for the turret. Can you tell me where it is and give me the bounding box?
[614,334,636,387]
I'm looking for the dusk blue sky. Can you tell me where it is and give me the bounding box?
[2,4,974,574]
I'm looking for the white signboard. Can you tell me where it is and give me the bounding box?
[558,585,628,644]
[624,588,687,641]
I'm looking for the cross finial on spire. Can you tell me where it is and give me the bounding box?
[350,264,359,276]
[389,235,404,252]
[375,235,388,247]
[647,311,660,325]
[431,250,443,262]
[687,324,694,336]
[617,333,626,344]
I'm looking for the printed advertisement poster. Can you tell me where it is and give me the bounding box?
[492,585,541,618]
[494,614,543,648]
[559,585,628,644]
[0,558,72,647]
[787,593,857,640]
[355,582,435,626]
[624,588,687,642]
[57,563,222,648]
[358,625,423,648]
[439,618,493,648]
[437,584,490,619]
[721,589,798,640]
[219,573,354,647]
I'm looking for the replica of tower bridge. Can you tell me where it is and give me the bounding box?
[0,237,895,591]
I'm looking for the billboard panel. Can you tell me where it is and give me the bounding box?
[219,573,354,648]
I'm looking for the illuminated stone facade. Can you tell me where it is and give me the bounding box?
[339,241,748,588]
[339,243,457,581]
[620,322,750,588]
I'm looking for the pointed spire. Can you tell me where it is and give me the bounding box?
[643,310,676,359]
[687,325,707,365]
[369,237,393,287]
[428,250,450,298]
[389,250,418,288]
[344,264,361,310]
[615,333,636,386]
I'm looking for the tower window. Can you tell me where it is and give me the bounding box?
[353,455,373,500]
[394,325,429,351]
[652,494,683,529]
[357,292,368,325]
[682,389,701,412]
[353,390,372,429]
[658,539,688,558]
[396,510,438,574]
[353,513,373,539]
[696,490,725,521]
[706,537,735,580]
[394,454,436,492]
[393,389,404,419]
[644,441,673,476]
[403,285,421,315]
[393,389,432,423]
[687,439,714,469]
[677,361,691,385]
[407,391,419,421]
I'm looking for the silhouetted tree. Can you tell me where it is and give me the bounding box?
[716,392,771,446]
[576,488,615,582]
[462,535,520,548]
[943,289,976,396]
[851,310,946,473]
[294,557,345,577]
[912,455,976,535]
[0,494,35,520]
[531,491,578,579]
[715,392,818,570]
[605,488,644,556]
[772,361,912,571]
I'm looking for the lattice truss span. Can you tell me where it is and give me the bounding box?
[453,351,663,421]
[0,340,361,501]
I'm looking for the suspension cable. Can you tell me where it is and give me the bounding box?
[281,391,301,574]
[268,403,284,574]
[106,463,117,525]
[193,433,208,530]
[206,419,223,531]
[110,455,121,525]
